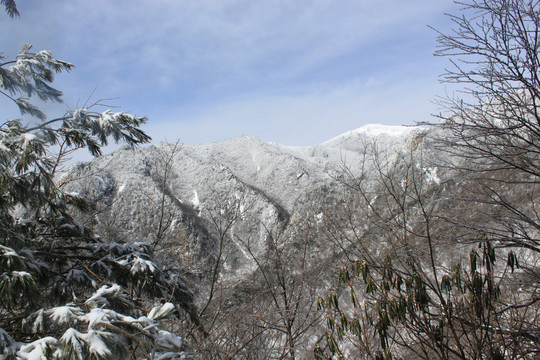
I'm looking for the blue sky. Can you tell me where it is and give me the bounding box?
[2,0,457,148]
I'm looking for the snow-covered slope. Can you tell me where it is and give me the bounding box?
[284,124,423,174]
[60,124,426,277]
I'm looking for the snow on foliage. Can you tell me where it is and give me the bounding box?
[155,330,184,350]
[10,286,186,359]
[17,337,57,360]
[75,330,111,358]
[85,284,122,308]
[148,302,176,321]
[129,255,157,275]
[0,21,193,359]
[48,306,83,326]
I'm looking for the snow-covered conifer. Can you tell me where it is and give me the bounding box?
[0,3,196,359]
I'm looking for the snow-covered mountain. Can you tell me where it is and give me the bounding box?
[60,124,427,278]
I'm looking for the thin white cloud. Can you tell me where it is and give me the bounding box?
[3,0,457,148]
[12,1,453,88]
[146,72,446,146]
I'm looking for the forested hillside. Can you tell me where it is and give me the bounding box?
[2,0,540,359]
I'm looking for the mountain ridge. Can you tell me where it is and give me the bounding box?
[60,123,427,278]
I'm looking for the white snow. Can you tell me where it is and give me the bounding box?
[60,328,111,357]
[85,284,121,308]
[424,167,440,185]
[60,328,84,358]
[63,122,427,284]
[10,271,31,279]
[148,302,175,321]
[99,110,114,127]
[191,190,200,208]
[156,330,183,350]
[84,330,111,357]
[21,132,37,145]
[0,245,19,258]
[31,310,45,333]
[17,337,58,360]
[130,255,157,274]
[48,306,81,325]
[84,308,111,329]
[323,124,420,145]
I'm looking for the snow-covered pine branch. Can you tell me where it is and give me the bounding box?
[1,4,197,359]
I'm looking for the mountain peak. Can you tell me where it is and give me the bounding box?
[323,124,420,145]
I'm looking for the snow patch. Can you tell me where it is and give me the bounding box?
[191,190,200,208]
[84,331,111,357]
[84,308,112,329]
[85,284,121,308]
[324,124,419,144]
[48,306,81,325]
[130,255,157,275]
[17,337,58,360]
[148,302,175,321]
[156,330,183,350]
[60,329,111,357]
[424,167,440,185]
[20,133,37,147]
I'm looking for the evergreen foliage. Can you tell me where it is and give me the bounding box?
[316,239,533,359]
[0,0,18,18]
[0,5,195,359]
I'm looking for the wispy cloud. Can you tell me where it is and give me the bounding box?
[146,73,446,146]
[3,0,456,147]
